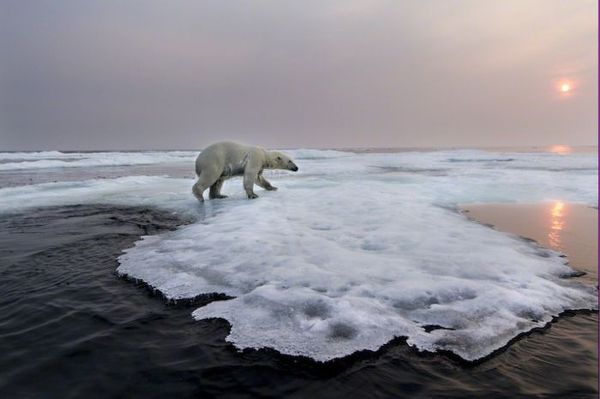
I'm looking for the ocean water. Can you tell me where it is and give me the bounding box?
[0,148,597,397]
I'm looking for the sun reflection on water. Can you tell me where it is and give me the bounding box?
[548,201,565,248]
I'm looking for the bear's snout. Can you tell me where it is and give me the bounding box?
[289,162,299,172]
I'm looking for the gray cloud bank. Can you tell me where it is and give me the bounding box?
[0,0,597,150]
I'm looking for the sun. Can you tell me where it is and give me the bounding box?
[557,80,575,96]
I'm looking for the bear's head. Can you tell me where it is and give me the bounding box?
[270,151,299,172]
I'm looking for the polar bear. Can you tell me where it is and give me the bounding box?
[192,141,299,201]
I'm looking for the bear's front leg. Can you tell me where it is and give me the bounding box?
[243,170,259,199]
[256,174,278,191]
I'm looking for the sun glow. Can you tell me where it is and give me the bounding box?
[549,145,572,155]
[556,80,575,97]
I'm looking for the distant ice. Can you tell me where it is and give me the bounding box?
[0,149,597,361]
[0,151,198,170]
[287,149,351,159]
[0,150,68,160]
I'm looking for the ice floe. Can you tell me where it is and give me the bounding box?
[0,149,597,361]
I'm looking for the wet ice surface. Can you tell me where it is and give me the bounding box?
[0,149,597,362]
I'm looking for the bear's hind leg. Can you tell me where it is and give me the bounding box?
[193,172,217,202]
[192,180,206,202]
[209,178,228,199]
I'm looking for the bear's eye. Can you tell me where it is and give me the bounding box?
[277,156,281,160]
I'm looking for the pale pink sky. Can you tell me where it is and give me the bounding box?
[0,0,597,150]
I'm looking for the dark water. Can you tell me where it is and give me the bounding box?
[0,205,597,398]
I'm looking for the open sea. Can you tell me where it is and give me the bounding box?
[0,148,597,398]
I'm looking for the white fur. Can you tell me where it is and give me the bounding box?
[192,141,298,201]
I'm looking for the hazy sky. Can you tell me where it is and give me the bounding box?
[0,0,597,150]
